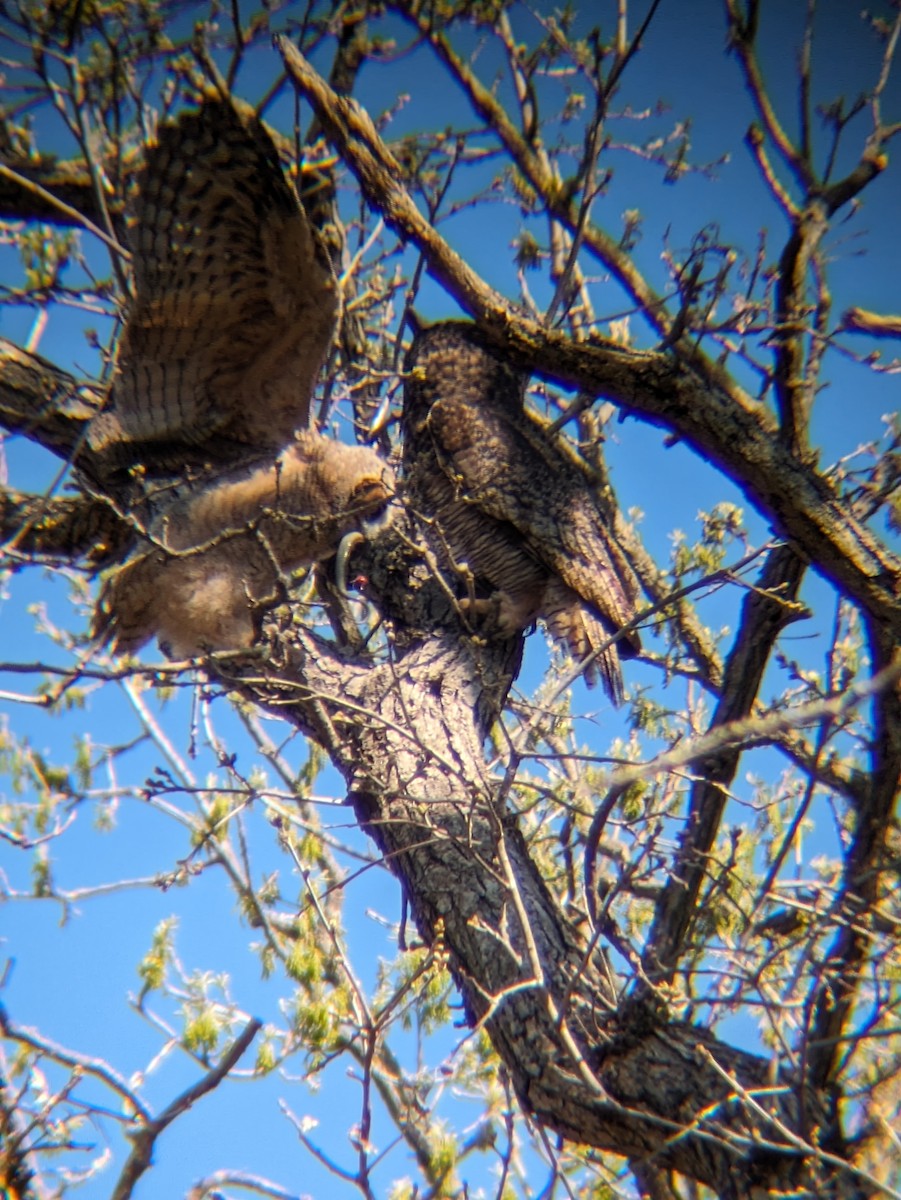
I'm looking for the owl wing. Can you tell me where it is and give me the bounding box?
[88,97,339,465]
[427,396,640,653]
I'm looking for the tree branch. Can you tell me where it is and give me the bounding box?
[807,625,901,1095]
[214,598,868,1194]
[2,487,132,565]
[0,336,103,469]
[0,1000,152,1123]
[275,39,901,638]
[386,0,674,341]
[641,544,807,986]
[110,1017,262,1200]
[840,308,901,340]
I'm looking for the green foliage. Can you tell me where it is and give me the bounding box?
[670,502,746,578]
[291,992,342,1054]
[255,1036,277,1074]
[286,931,325,986]
[18,226,75,291]
[31,850,53,897]
[137,916,177,995]
[183,1005,221,1055]
[513,230,542,270]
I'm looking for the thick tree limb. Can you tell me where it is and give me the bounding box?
[1,487,132,565]
[641,544,807,986]
[0,336,100,466]
[0,153,121,230]
[225,613,857,1198]
[276,39,901,638]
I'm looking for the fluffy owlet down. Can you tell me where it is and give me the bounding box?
[95,432,394,658]
[402,322,641,702]
[87,95,339,471]
[86,94,393,659]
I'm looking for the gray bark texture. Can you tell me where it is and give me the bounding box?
[172,504,855,1199]
[2,30,899,1192]
[0,247,890,1200]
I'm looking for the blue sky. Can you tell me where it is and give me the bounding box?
[1,2,899,1197]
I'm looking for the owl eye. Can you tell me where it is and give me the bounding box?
[351,478,391,515]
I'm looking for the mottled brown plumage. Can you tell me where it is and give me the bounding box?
[85,96,395,659]
[96,432,394,658]
[402,322,640,702]
[88,96,339,469]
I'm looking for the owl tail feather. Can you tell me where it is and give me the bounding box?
[542,581,627,706]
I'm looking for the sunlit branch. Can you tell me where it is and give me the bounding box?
[744,125,799,220]
[840,307,901,340]
[0,1001,152,1122]
[0,162,130,261]
[110,1018,262,1200]
[594,656,900,798]
[188,1171,305,1200]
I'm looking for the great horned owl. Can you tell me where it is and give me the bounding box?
[402,322,641,702]
[87,96,339,472]
[95,432,394,658]
[87,95,393,658]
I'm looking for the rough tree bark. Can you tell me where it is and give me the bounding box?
[0,339,887,1196]
[2,24,899,1200]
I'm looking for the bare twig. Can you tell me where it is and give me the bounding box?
[110,1018,262,1200]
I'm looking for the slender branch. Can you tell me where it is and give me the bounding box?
[599,656,901,798]
[744,124,799,220]
[384,0,675,340]
[0,162,130,260]
[110,1018,262,1200]
[724,0,816,195]
[641,545,806,987]
[187,1172,306,1200]
[0,1001,152,1122]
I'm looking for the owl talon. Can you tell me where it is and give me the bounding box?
[402,321,641,704]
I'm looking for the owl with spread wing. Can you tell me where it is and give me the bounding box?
[88,95,339,471]
[96,432,394,658]
[402,322,641,702]
[89,95,395,658]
